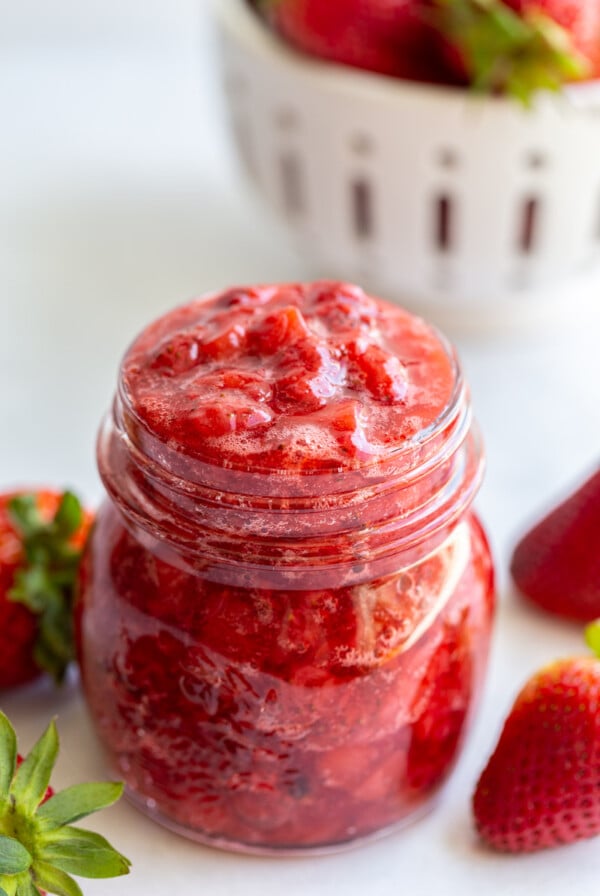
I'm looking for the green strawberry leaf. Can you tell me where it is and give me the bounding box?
[39,827,131,879]
[15,880,41,896]
[8,496,41,540]
[1,873,43,896]
[53,494,83,540]
[8,567,56,614]
[37,782,124,828]
[0,714,17,798]
[0,838,31,875]
[31,863,82,896]
[9,720,58,814]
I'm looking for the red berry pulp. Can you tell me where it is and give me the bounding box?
[78,282,495,853]
[122,282,455,471]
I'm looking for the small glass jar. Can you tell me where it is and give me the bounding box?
[77,282,495,854]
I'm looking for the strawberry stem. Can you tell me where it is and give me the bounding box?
[585,620,600,659]
[431,0,589,104]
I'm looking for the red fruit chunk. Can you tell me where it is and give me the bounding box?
[250,305,311,354]
[200,323,247,360]
[150,331,202,376]
[326,399,363,434]
[193,369,273,403]
[511,468,600,621]
[349,342,408,404]
[473,653,600,852]
[274,371,335,414]
[406,611,472,791]
[274,342,343,414]
[312,282,378,332]
[188,401,273,437]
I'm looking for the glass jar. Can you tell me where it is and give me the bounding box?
[77,282,495,854]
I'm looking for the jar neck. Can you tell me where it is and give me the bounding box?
[98,362,483,587]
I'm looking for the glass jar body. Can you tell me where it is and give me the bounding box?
[78,497,494,854]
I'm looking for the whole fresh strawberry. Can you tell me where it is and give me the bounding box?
[434,0,600,101]
[255,0,598,100]
[473,622,600,852]
[0,490,90,690]
[255,0,453,83]
[0,711,130,895]
[510,467,600,622]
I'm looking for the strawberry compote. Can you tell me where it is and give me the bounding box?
[78,282,495,853]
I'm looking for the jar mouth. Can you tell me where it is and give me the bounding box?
[117,282,466,486]
[98,329,483,583]
[114,323,464,498]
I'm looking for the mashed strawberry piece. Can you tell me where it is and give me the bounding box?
[123,282,455,471]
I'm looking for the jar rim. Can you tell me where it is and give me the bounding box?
[115,305,465,495]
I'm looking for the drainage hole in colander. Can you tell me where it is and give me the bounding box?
[518,197,541,254]
[351,179,374,240]
[434,194,455,253]
[350,133,375,157]
[279,152,305,216]
[437,148,460,169]
[526,152,547,170]
[274,107,298,131]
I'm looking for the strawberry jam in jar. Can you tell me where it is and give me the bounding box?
[78,281,495,854]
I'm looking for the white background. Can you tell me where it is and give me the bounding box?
[2,2,600,893]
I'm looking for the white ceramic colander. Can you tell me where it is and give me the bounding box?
[215,0,600,325]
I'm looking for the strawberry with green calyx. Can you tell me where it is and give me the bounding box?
[0,711,130,895]
[473,621,600,852]
[0,490,91,690]
[432,0,593,103]
[510,467,600,622]
[255,0,599,101]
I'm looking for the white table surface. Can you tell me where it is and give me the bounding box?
[2,2,600,893]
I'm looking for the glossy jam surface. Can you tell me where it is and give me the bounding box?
[79,283,495,853]
[123,282,455,471]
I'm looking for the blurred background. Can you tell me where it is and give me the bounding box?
[0,0,307,494]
